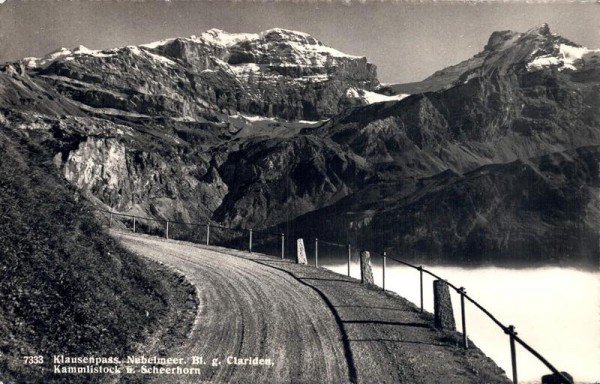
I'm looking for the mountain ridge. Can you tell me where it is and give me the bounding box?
[9,27,378,122]
[1,24,599,266]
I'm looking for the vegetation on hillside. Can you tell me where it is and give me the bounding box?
[0,127,183,383]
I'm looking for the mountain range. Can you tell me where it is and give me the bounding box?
[1,24,598,266]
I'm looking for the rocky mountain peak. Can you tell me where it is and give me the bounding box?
[484,30,522,52]
[330,23,600,171]
[259,28,319,45]
[196,27,321,48]
[510,25,599,73]
[222,27,365,69]
[6,27,379,121]
[484,24,561,53]
[536,22,551,36]
[199,28,259,47]
[412,24,598,92]
[481,24,580,61]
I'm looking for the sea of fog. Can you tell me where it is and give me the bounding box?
[323,260,599,384]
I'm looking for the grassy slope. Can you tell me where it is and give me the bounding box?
[0,126,186,383]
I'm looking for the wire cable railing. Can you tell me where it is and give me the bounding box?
[97,209,573,384]
[310,238,573,384]
[97,209,286,259]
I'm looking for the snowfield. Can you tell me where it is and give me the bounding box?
[527,43,600,71]
[346,87,410,104]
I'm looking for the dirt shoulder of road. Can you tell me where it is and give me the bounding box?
[127,252,200,358]
[113,231,511,384]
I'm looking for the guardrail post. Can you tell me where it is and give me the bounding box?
[165,221,169,239]
[359,250,374,285]
[133,216,136,233]
[109,212,113,228]
[315,238,319,267]
[347,244,351,277]
[419,265,424,313]
[433,280,456,330]
[249,229,253,253]
[281,233,285,259]
[206,224,210,246]
[506,325,518,384]
[382,252,386,291]
[459,287,468,349]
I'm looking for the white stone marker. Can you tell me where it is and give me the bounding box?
[296,239,308,265]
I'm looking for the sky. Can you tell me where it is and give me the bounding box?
[0,1,598,83]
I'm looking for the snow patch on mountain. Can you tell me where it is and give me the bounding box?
[23,48,72,69]
[140,38,176,49]
[261,28,313,42]
[282,41,361,65]
[528,44,600,71]
[24,41,180,70]
[143,50,177,66]
[24,46,117,69]
[229,63,263,77]
[200,28,259,47]
[201,27,362,63]
[239,114,277,122]
[127,46,143,56]
[298,119,329,125]
[345,88,410,104]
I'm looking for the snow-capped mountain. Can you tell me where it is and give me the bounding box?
[10,28,378,121]
[1,24,599,266]
[388,23,600,94]
[329,24,600,170]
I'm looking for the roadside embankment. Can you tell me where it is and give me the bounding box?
[0,129,197,384]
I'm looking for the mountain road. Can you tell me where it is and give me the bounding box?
[113,231,509,384]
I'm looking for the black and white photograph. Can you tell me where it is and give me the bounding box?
[0,0,598,383]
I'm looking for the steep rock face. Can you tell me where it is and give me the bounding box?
[2,111,228,223]
[1,106,365,232]
[278,146,600,267]
[1,24,381,228]
[367,146,600,266]
[214,134,371,228]
[159,28,379,119]
[20,28,378,121]
[0,68,85,116]
[61,136,227,220]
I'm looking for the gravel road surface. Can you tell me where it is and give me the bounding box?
[114,231,510,384]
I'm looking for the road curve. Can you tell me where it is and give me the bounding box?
[115,232,348,383]
[114,231,510,384]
